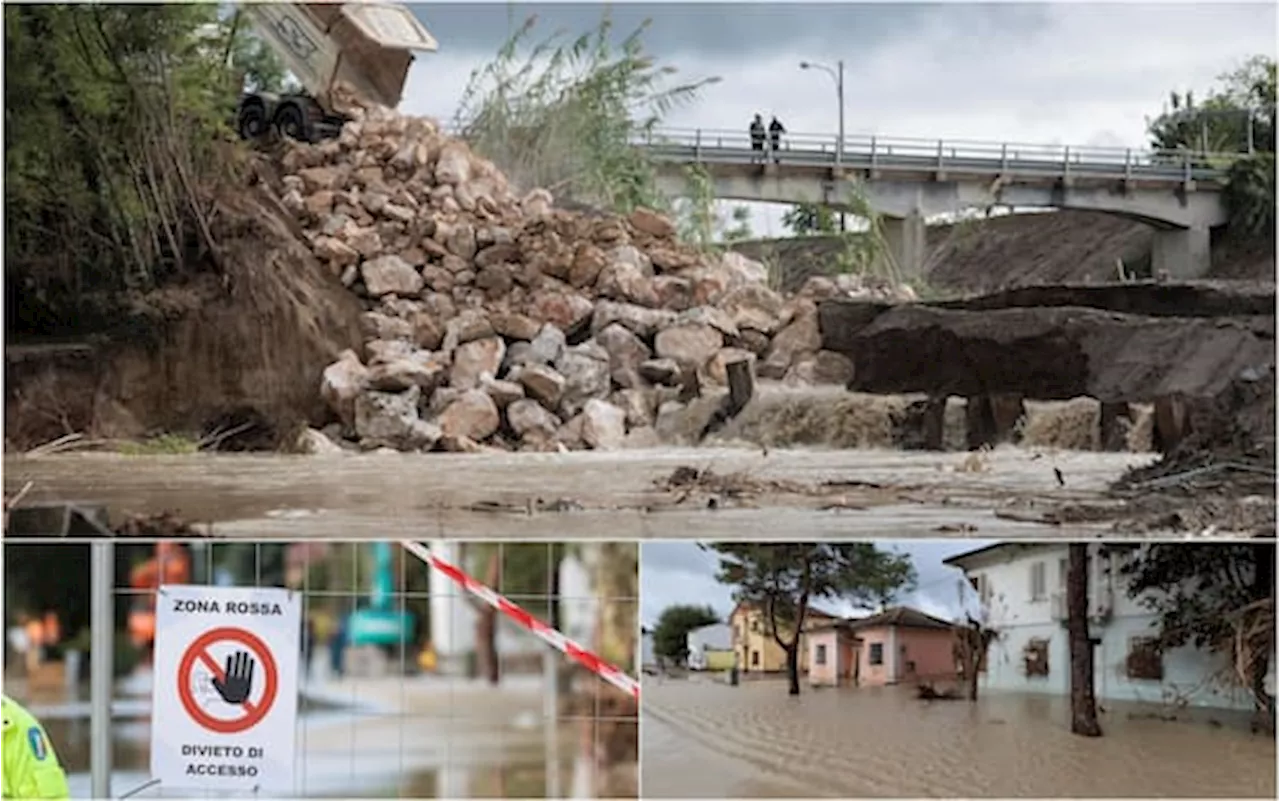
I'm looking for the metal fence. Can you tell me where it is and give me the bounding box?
[2,540,640,799]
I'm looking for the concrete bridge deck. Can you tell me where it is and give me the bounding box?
[636,127,1240,280]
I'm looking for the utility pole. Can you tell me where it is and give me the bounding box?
[800,58,847,232]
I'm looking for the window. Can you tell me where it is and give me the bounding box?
[751,650,760,667]
[1023,638,1050,677]
[1058,558,1068,590]
[869,643,884,665]
[1127,637,1164,681]
[969,573,992,605]
[751,618,761,633]
[1030,561,1047,601]
[815,644,827,666]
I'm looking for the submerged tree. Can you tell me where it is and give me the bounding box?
[1120,543,1276,733]
[705,543,915,696]
[1067,544,1102,737]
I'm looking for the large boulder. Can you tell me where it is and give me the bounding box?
[437,389,501,441]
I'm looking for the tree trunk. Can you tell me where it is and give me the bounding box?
[786,644,800,696]
[1068,544,1102,737]
[1249,543,1275,733]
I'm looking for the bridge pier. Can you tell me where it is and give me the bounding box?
[1152,225,1211,279]
[877,210,926,282]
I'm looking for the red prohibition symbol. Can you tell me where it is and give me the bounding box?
[177,626,279,735]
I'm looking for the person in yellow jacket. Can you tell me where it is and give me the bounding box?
[2,695,70,799]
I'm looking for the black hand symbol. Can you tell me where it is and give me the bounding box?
[212,650,256,705]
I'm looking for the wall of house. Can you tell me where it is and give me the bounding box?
[898,628,956,683]
[704,649,735,671]
[731,607,814,673]
[687,623,734,669]
[808,630,840,686]
[965,543,1265,711]
[857,627,894,685]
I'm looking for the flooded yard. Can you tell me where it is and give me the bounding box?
[4,447,1166,538]
[641,677,1276,798]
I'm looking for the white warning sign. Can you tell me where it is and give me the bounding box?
[150,585,300,793]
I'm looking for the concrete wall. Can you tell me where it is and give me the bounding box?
[962,544,1267,710]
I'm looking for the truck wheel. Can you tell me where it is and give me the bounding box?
[238,103,268,140]
[273,104,309,142]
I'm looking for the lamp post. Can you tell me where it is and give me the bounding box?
[800,59,846,231]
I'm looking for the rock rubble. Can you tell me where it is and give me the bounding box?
[284,106,914,453]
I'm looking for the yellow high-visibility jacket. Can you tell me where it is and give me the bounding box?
[2,695,70,800]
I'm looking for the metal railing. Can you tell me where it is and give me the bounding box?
[4,540,639,799]
[633,126,1240,185]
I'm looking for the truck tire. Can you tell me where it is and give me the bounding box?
[237,101,268,140]
[273,103,310,142]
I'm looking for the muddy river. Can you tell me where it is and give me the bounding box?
[641,678,1276,798]
[4,447,1165,539]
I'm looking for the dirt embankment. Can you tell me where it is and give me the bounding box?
[5,180,366,451]
[732,210,1276,295]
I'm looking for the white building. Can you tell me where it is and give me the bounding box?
[686,623,733,670]
[641,629,656,669]
[943,542,1271,711]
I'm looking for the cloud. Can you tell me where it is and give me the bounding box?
[398,3,1273,236]
[640,540,994,627]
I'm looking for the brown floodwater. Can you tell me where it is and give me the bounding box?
[4,447,1163,538]
[641,677,1276,798]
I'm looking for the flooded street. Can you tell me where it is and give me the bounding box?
[641,678,1276,798]
[5,447,1161,538]
[23,673,602,798]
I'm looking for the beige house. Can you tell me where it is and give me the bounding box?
[729,601,838,674]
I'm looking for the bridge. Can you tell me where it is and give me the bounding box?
[635,127,1237,280]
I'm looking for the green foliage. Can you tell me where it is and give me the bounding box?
[704,542,915,694]
[5,5,283,335]
[781,203,838,236]
[455,13,718,214]
[1224,153,1276,237]
[1119,543,1274,716]
[465,543,560,622]
[1146,55,1276,236]
[651,603,719,663]
[674,164,752,247]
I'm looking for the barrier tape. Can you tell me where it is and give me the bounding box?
[400,541,640,701]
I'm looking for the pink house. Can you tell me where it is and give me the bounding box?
[808,606,957,688]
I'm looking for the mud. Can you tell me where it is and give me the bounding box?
[4,445,1246,538]
[641,678,1276,798]
[731,211,1276,295]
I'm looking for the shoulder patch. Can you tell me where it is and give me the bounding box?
[27,726,48,761]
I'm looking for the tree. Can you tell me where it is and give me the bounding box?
[705,543,915,696]
[781,203,838,236]
[1146,55,1276,238]
[455,13,718,214]
[1067,544,1102,737]
[1120,543,1276,733]
[651,604,718,665]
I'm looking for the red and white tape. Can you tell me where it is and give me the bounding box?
[400,540,641,701]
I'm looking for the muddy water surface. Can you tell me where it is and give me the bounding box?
[5,448,1158,538]
[641,678,1276,798]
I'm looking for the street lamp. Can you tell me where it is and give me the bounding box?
[800,59,846,231]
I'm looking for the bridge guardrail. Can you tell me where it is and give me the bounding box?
[633,126,1239,184]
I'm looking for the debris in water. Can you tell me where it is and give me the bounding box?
[1054,467,1065,486]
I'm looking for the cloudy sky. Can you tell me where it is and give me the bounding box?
[397,2,1275,235]
[639,540,996,627]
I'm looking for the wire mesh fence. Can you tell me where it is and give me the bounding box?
[2,539,640,799]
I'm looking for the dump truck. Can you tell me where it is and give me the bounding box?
[236,2,438,143]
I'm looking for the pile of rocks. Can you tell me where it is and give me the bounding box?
[283,106,913,453]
